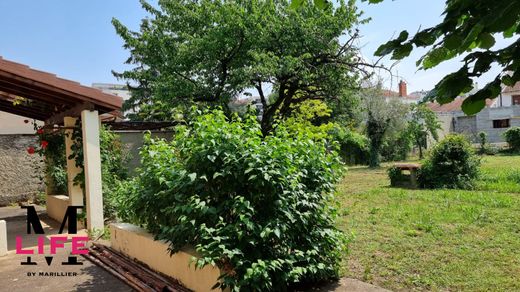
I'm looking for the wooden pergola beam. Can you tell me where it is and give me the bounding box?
[0,99,48,120]
[45,102,94,125]
[0,79,75,107]
[0,70,121,110]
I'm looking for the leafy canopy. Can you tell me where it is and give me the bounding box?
[361,86,409,167]
[365,0,520,115]
[407,104,441,158]
[113,0,366,134]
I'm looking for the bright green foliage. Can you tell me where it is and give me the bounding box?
[366,0,520,115]
[283,100,335,141]
[116,109,348,290]
[419,134,480,189]
[504,127,520,152]
[113,0,364,135]
[407,104,441,159]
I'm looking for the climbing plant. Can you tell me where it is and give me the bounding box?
[27,119,130,219]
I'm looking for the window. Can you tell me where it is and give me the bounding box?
[513,95,520,106]
[493,119,510,128]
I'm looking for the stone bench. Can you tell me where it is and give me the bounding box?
[390,163,421,188]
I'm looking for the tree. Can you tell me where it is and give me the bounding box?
[361,86,409,167]
[365,0,520,115]
[407,104,441,159]
[113,0,370,135]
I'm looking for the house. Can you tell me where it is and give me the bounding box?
[428,83,520,144]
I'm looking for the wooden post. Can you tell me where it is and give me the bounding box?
[81,110,104,231]
[64,117,84,208]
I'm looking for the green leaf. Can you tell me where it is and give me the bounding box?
[188,173,197,182]
[461,99,486,115]
[444,34,463,50]
[477,33,495,49]
[422,47,449,69]
[314,0,327,9]
[374,41,398,56]
[392,43,413,60]
[503,24,517,38]
[397,30,409,42]
[413,30,438,47]
[290,0,304,9]
[502,75,515,86]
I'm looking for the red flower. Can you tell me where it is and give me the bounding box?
[41,140,49,149]
[37,129,44,135]
[24,120,29,124]
[27,147,35,155]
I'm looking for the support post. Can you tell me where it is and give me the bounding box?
[81,110,104,231]
[0,220,7,256]
[64,117,83,208]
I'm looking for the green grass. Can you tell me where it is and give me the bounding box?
[337,155,520,291]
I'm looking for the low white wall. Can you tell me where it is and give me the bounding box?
[0,220,7,256]
[110,223,223,292]
[46,195,70,222]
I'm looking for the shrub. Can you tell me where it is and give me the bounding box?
[478,131,488,155]
[418,134,480,189]
[332,127,369,165]
[116,109,349,290]
[504,127,520,152]
[381,131,412,162]
[388,166,406,187]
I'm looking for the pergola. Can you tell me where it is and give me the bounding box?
[0,56,123,231]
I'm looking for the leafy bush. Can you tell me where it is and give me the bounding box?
[381,131,412,162]
[504,127,520,152]
[332,127,369,165]
[117,109,349,290]
[478,131,488,154]
[418,134,480,189]
[387,166,407,187]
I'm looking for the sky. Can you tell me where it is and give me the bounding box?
[0,0,500,94]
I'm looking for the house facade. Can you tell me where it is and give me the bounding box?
[429,83,520,144]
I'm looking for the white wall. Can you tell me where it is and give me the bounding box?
[0,112,43,134]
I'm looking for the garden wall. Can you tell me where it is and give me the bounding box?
[110,223,224,292]
[116,130,174,175]
[0,134,44,206]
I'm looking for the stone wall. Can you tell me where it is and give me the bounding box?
[0,134,45,206]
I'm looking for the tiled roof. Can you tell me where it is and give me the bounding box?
[382,90,419,100]
[427,97,494,112]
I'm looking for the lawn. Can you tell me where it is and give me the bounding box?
[337,155,520,291]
